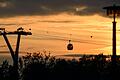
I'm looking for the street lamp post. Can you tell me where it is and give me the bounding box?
[103,4,120,63]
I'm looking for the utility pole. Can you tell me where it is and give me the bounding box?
[103,4,120,64]
[0,27,32,80]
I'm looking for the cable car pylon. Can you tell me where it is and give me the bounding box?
[0,27,32,79]
[0,27,32,66]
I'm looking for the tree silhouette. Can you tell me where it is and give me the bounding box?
[1,53,120,80]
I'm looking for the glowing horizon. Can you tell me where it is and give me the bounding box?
[0,13,120,55]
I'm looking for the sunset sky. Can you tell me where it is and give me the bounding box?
[0,0,120,56]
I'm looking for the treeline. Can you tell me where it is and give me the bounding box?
[0,52,120,80]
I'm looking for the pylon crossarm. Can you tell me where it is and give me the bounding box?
[0,31,32,35]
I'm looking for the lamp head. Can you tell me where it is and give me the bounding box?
[103,4,120,16]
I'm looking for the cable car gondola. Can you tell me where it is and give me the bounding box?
[67,40,73,50]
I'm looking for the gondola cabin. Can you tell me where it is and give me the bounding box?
[67,40,73,50]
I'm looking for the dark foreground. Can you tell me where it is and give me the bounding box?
[0,53,120,80]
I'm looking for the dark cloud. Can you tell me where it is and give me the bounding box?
[0,0,120,17]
